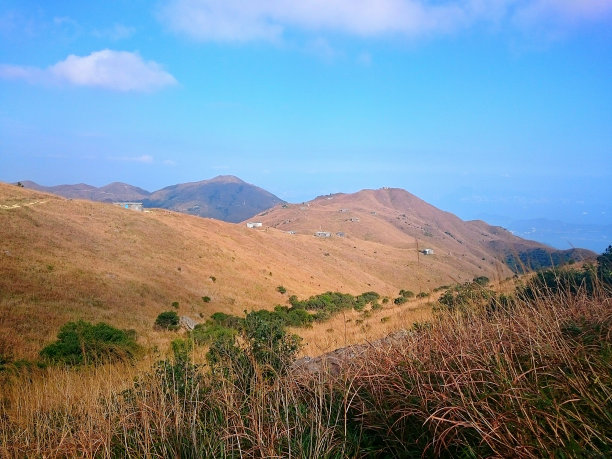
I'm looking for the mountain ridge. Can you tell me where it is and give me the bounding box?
[254,187,594,273]
[19,175,285,223]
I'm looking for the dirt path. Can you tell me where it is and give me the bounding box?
[0,200,48,210]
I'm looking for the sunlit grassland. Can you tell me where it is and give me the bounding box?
[2,280,609,457]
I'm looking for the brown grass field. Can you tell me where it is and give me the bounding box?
[0,182,517,360]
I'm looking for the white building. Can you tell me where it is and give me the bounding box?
[113,202,143,211]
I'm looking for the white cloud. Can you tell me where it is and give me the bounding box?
[0,50,176,92]
[131,155,154,163]
[159,0,612,42]
[0,64,42,82]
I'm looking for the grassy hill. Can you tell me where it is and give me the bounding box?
[254,187,593,273]
[0,182,594,360]
[0,183,494,360]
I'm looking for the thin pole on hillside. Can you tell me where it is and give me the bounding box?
[415,237,422,294]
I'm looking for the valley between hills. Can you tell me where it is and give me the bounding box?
[0,180,592,360]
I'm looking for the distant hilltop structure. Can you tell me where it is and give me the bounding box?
[422,248,434,255]
[246,222,263,228]
[113,202,143,211]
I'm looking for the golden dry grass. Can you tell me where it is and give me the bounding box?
[1,284,609,457]
[294,297,434,357]
[0,182,513,360]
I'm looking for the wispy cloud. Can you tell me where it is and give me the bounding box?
[110,155,155,163]
[514,0,612,26]
[306,38,340,61]
[159,0,612,42]
[0,50,177,92]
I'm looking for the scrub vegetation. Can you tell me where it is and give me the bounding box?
[1,250,610,457]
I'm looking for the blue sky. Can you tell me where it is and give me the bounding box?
[1,1,611,235]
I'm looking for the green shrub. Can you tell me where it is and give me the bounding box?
[202,296,211,303]
[207,310,301,385]
[171,301,179,309]
[140,339,204,402]
[40,320,139,365]
[289,291,379,316]
[393,296,408,305]
[399,289,414,298]
[519,267,596,300]
[209,312,244,329]
[272,305,314,327]
[243,310,301,374]
[473,276,490,286]
[0,352,12,372]
[597,245,612,286]
[155,311,180,330]
[192,323,236,345]
[276,285,287,294]
[358,291,380,303]
[438,282,494,312]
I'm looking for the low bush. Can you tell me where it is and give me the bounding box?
[155,311,180,330]
[520,266,597,300]
[437,281,494,312]
[207,310,301,385]
[209,311,244,329]
[191,323,236,345]
[39,320,139,365]
[473,275,490,286]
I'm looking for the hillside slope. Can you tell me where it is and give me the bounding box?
[0,183,495,359]
[1,183,592,360]
[253,188,593,273]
